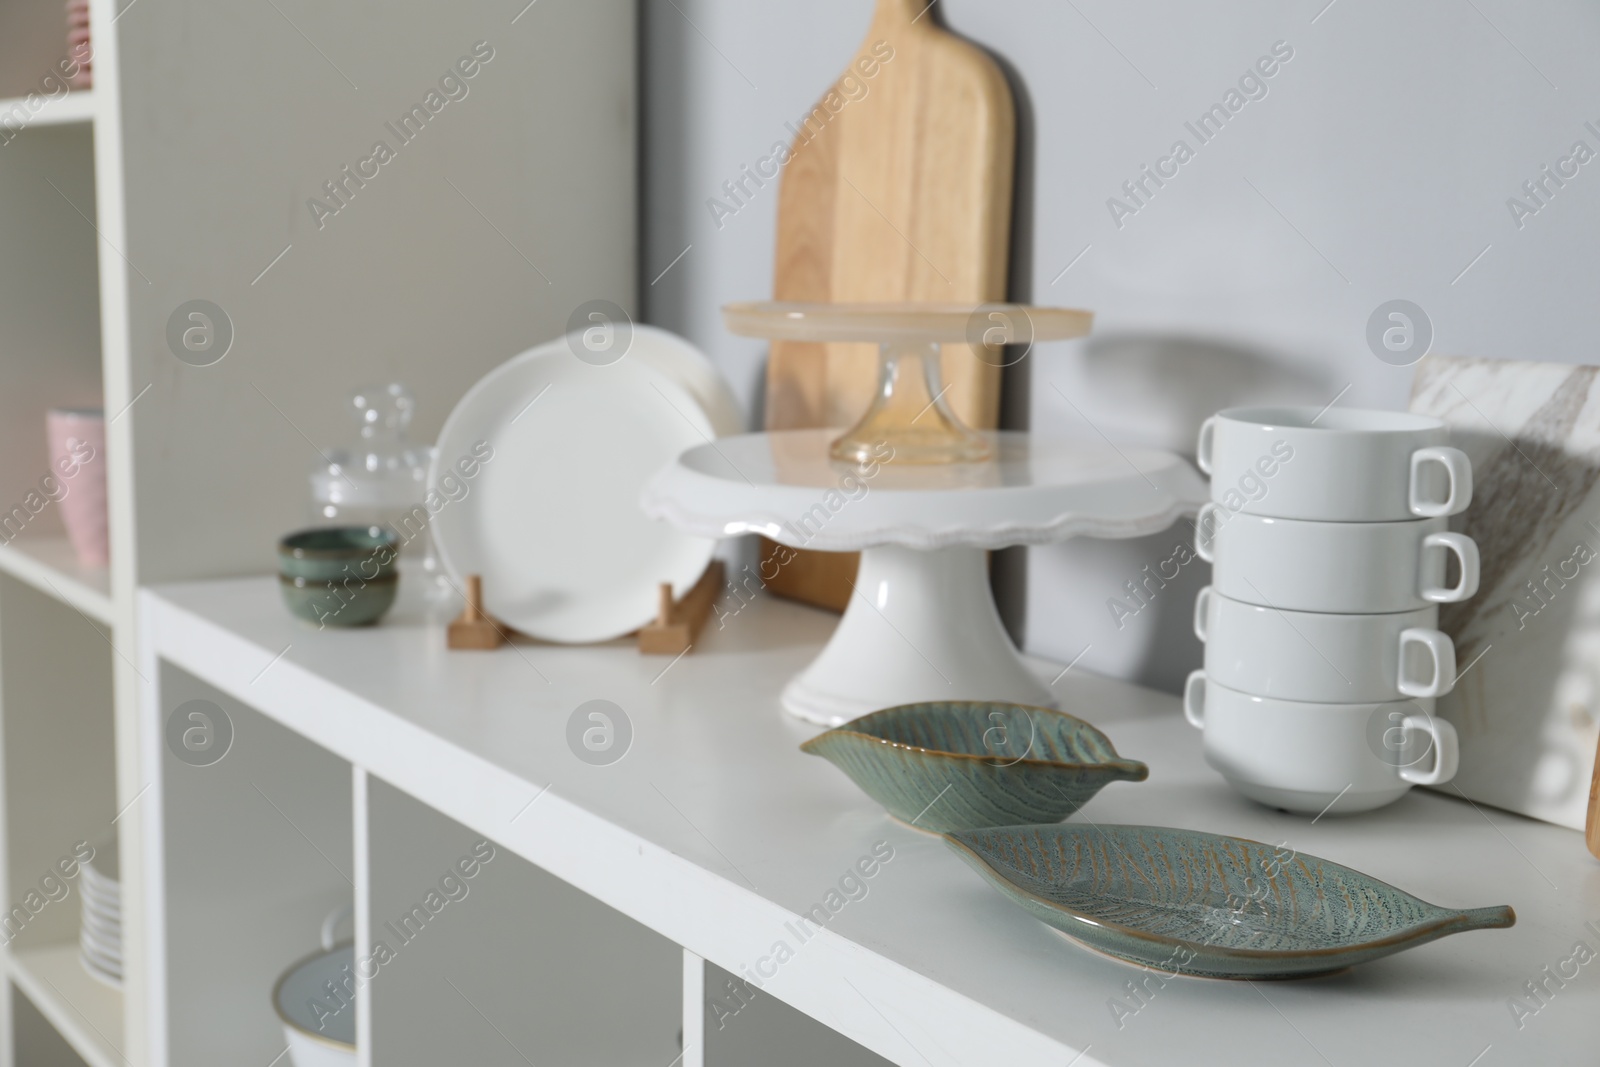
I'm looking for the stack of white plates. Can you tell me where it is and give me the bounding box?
[79,840,121,987]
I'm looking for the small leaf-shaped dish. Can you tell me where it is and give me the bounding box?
[945,824,1515,980]
[800,702,1147,833]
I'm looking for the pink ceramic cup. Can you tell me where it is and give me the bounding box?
[47,408,108,568]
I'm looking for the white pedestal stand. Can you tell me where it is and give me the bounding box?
[644,430,1206,726]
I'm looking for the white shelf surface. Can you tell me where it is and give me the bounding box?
[0,91,96,130]
[0,536,113,626]
[8,942,125,1067]
[142,577,1600,1067]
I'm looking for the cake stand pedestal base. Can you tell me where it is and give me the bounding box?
[779,545,1055,726]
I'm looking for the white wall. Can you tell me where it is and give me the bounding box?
[642,0,1600,691]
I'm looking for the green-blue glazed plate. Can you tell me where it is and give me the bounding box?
[944,824,1515,980]
[801,702,1147,834]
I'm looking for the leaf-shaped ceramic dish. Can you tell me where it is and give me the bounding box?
[945,824,1515,980]
[800,702,1147,833]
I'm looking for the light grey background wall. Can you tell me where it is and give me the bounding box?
[116,0,637,582]
[642,0,1600,693]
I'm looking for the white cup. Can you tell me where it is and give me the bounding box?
[1195,406,1472,521]
[1194,587,1456,702]
[1183,671,1460,813]
[1195,505,1480,613]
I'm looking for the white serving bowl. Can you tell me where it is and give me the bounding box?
[274,944,356,1067]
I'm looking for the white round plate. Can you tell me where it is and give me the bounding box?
[81,888,118,916]
[81,925,121,954]
[80,881,119,908]
[80,908,121,937]
[80,865,118,892]
[79,875,119,908]
[627,325,743,436]
[80,933,122,970]
[81,898,120,928]
[80,928,122,964]
[522,327,741,433]
[80,950,122,988]
[80,893,119,922]
[83,839,118,881]
[81,861,117,884]
[431,351,717,643]
[79,910,120,941]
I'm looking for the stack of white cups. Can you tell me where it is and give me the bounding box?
[1183,406,1481,815]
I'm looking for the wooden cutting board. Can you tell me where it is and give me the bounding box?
[761,0,1016,612]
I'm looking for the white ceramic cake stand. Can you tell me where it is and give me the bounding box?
[643,429,1207,725]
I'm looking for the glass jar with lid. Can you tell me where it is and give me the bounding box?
[310,384,448,611]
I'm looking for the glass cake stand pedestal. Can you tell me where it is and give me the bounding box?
[643,429,1207,725]
[722,301,1095,466]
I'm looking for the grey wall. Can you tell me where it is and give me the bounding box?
[642,0,1600,692]
[118,0,636,582]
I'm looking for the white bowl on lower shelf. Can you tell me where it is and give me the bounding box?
[274,944,356,1067]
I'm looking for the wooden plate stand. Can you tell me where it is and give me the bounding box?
[446,562,725,656]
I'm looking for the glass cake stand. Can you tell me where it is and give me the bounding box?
[722,302,1093,465]
[642,430,1206,725]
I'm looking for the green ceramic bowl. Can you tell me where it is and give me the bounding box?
[945,824,1515,979]
[801,701,1147,833]
[277,526,400,627]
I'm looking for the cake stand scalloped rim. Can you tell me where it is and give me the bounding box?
[639,491,1202,552]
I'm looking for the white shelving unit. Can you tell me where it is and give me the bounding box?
[0,0,638,1062]
[2,0,1594,1063]
[7,944,123,1067]
[0,91,97,131]
[0,539,112,627]
[137,578,1599,1067]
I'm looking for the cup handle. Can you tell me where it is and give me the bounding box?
[1420,532,1481,603]
[1194,502,1220,563]
[1183,670,1207,729]
[321,903,354,951]
[1196,416,1217,476]
[1398,628,1457,698]
[1409,446,1473,518]
[1193,586,1213,643]
[1398,714,1460,786]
